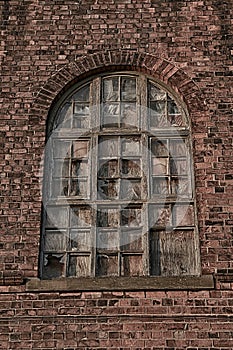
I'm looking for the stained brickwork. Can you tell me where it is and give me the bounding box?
[0,0,233,348]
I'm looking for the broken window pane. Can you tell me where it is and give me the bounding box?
[71,160,88,177]
[149,230,160,276]
[42,254,65,279]
[98,159,119,178]
[70,178,87,197]
[168,96,180,115]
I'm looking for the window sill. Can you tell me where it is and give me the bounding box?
[26,275,214,292]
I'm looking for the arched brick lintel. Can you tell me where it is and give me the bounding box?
[34,50,208,117]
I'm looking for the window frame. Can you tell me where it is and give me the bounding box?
[40,71,201,281]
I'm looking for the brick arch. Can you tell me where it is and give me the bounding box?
[33,50,207,119]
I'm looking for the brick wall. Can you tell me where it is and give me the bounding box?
[0,0,233,348]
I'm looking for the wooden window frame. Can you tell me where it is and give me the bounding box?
[39,72,203,285]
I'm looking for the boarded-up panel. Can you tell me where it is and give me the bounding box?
[121,208,141,227]
[68,255,91,277]
[98,159,119,178]
[160,229,198,276]
[96,254,118,276]
[121,254,143,276]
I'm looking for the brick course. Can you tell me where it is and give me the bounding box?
[0,0,233,348]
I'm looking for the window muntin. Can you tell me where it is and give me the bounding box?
[41,73,200,279]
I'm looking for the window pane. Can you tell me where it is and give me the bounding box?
[120,229,142,252]
[152,177,169,195]
[121,137,140,156]
[121,159,141,177]
[98,179,119,199]
[42,254,65,279]
[69,229,91,251]
[103,77,119,101]
[121,103,137,127]
[97,208,119,228]
[121,254,143,276]
[73,84,90,102]
[44,230,66,251]
[152,158,168,175]
[121,207,141,227]
[96,254,119,276]
[45,206,68,228]
[173,205,194,227]
[70,206,92,227]
[97,230,119,250]
[99,137,119,158]
[149,205,172,228]
[121,77,136,101]
[120,179,141,200]
[98,159,119,178]
[68,255,91,277]
[149,85,166,101]
[73,140,89,159]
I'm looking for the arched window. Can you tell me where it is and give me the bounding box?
[40,73,200,279]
